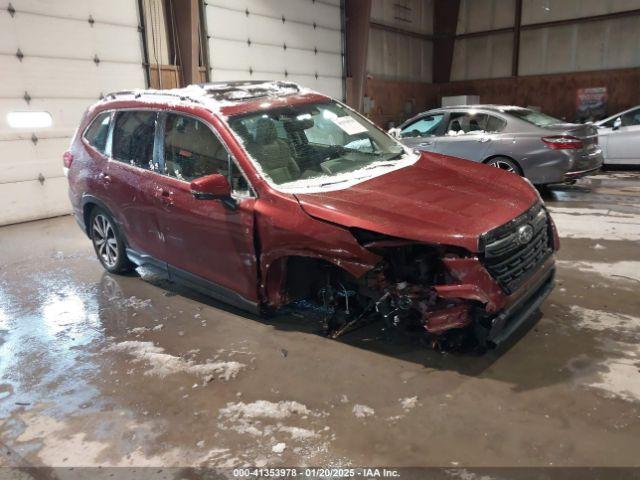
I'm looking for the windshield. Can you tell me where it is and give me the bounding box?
[228,100,409,190]
[503,108,563,127]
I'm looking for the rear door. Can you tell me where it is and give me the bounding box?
[105,110,165,260]
[153,111,258,305]
[433,111,498,161]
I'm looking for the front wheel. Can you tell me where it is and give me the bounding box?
[485,157,522,175]
[90,208,134,274]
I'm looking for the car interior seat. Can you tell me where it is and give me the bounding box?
[254,118,301,184]
[449,120,462,133]
[164,117,227,181]
[469,118,481,131]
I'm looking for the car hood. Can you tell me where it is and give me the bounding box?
[294,152,538,252]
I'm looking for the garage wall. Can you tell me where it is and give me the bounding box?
[456,0,515,34]
[204,0,344,100]
[0,0,145,226]
[451,32,513,81]
[367,0,433,82]
[522,0,640,24]
[519,15,640,75]
[451,0,640,81]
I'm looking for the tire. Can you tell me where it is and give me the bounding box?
[89,207,134,274]
[485,156,522,176]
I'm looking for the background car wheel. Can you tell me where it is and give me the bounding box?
[89,208,134,274]
[485,157,522,176]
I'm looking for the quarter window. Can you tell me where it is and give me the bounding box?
[163,113,229,182]
[84,112,112,153]
[112,111,157,170]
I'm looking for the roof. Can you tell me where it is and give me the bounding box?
[432,104,528,112]
[100,80,328,117]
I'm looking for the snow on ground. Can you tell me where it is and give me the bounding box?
[352,404,375,418]
[558,260,640,284]
[271,443,286,454]
[588,341,640,403]
[217,400,322,438]
[547,207,640,241]
[567,306,640,403]
[106,341,245,381]
[400,396,418,411]
[216,400,334,466]
[569,306,640,333]
[119,296,152,309]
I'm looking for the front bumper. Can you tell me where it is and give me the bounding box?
[486,265,555,345]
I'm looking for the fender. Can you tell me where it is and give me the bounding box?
[260,250,379,307]
[80,194,124,239]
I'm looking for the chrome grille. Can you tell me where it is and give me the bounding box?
[481,203,553,294]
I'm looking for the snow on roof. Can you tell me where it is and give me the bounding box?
[100,80,319,116]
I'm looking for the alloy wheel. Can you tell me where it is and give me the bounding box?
[488,159,517,173]
[92,214,119,268]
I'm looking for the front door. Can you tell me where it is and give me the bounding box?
[601,108,640,163]
[398,113,445,152]
[153,111,258,304]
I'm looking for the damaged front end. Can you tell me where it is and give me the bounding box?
[280,202,556,349]
[347,230,486,347]
[300,204,555,349]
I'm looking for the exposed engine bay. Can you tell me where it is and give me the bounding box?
[284,232,484,350]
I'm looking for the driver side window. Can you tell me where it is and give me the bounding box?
[400,114,444,138]
[621,109,640,127]
[163,114,228,182]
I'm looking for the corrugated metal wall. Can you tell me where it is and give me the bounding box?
[367,0,433,82]
[452,0,640,81]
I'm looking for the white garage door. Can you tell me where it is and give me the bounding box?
[0,0,146,226]
[204,0,344,100]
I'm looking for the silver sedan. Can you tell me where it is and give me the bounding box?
[393,105,604,185]
[595,106,640,165]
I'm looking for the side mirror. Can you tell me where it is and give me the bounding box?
[613,117,622,130]
[190,173,231,200]
[388,127,401,139]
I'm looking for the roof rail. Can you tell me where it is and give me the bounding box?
[102,89,204,104]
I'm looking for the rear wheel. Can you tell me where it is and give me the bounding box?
[90,208,134,274]
[485,156,522,175]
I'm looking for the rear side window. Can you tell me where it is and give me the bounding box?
[84,112,111,153]
[163,113,228,181]
[445,112,506,135]
[112,111,157,170]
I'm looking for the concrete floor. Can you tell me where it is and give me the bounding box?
[1,172,639,472]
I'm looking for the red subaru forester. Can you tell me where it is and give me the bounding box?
[66,81,559,347]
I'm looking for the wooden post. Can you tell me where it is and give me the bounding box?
[345,0,372,113]
[172,0,200,86]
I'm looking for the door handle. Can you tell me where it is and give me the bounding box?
[155,187,174,207]
[478,137,492,143]
[418,141,433,146]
